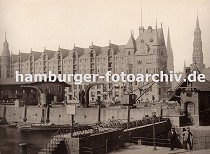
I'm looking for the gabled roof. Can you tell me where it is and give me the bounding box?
[136,28,163,51]
[11,54,18,63]
[109,43,119,55]
[202,68,210,81]
[59,48,69,59]
[115,45,125,56]
[169,69,210,101]
[19,52,30,62]
[79,48,90,58]
[73,46,84,57]
[98,46,109,57]
[125,34,136,49]
[193,80,210,91]
[30,51,42,60]
[90,45,101,56]
[44,49,56,59]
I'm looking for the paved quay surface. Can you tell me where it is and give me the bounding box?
[110,144,210,154]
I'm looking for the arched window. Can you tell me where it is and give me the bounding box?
[30,55,33,61]
[57,52,61,59]
[90,51,94,57]
[73,52,76,59]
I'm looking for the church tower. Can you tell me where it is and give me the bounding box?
[0,33,11,78]
[191,14,205,71]
[166,27,174,73]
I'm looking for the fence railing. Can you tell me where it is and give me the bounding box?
[80,140,119,154]
[44,126,72,153]
[132,133,170,147]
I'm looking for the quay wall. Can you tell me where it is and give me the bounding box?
[0,105,161,124]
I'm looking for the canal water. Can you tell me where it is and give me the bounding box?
[0,126,55,154]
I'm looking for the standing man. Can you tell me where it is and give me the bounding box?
[168,128,177,151]
[183,127,193,150]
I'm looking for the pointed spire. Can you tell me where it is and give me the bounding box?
[153,20,160,46]
[1,31,10,57]
[5,31,7,42]
[167,27,172,50]
[125,32,136,49]
[166,27,174,73]
[195,11,200,30]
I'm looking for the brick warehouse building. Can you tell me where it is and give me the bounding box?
[0,23,174,104]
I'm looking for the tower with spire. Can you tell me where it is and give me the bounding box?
[191,13,205,71]
[0,32,11,78]
[166,27,174,73]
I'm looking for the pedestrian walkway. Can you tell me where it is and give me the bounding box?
[110,144,210,154]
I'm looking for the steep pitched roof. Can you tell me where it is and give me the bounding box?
[202,68,210,81]
[98,46,109,57]
[11,54,18,63]
[109,43,119,54]
[193,80,210,91]
[79,48,90,58]
[115,45,125,56]
[30,50,42,60]
[19,52,30,61]
[73,46,84,57]
[1,39,10,57]
[44,49,56,59]
[136,28,163,50]
[90,45,101,56]
[58,48,69,59]
[125,34,136,49]
[169,69,210,101]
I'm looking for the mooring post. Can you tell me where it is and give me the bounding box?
[71,114,74,137]
[23,105,27,122]
[46,105,50,123]
[97,96,101,124]
[105,139,108,153]
[41,108,45,123]
[127,106,130,129]
[19,143,27,154]
[3,105,6,118]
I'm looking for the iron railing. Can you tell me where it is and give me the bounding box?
[132,133,170,147]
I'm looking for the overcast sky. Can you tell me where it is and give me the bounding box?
[0,0,210,72]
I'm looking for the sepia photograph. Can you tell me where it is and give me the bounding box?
[0,0,210,154]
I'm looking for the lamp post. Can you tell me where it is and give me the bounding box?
[152,106,157,151]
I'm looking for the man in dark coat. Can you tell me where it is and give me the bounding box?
[168,128,177,151]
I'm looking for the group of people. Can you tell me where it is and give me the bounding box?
[168,127,193,151]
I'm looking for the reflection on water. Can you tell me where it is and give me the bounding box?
[0,126,55,154]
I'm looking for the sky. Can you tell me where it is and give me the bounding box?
[0,0,210,72]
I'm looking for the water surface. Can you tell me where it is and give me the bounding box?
[0,126,55,154]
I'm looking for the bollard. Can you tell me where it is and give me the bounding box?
[19,143,27,154]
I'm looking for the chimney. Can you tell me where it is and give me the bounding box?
[148,26,152,32]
